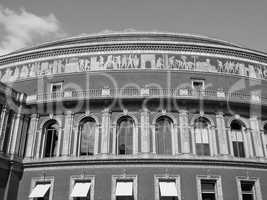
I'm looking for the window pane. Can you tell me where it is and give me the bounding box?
[196,144,210,156]
[44,124,58,158]
[233,142,245,157]
[116,197,134,200]
[201,180,215,192]
[241,182,254,192]
[242,194,254,200]
[202,193,216,200]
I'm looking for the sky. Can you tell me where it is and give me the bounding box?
[0,0,267,55]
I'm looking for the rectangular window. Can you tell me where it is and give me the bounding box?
[201,180,216,200]
[237,178,262,200]
[197,176,223,200]
[70,175,95,200]
[154,175,180,200]
[29,177,54,200]
[112,175,137,200]
[192,80,205,90]
[241,181,255,200]
[51,83,62,92]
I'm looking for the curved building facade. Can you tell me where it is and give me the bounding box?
[0,32,267,200]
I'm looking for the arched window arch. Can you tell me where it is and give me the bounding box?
[155,116,173,155]
[78,117,96,156]
[194,117,211,156]
[42,120,59,158]
[116,116,134,155]
[230,120,246,158]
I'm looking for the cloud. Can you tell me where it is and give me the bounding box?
[0,5,66,55]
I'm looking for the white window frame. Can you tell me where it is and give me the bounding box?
[29,176,54,200]
[69,175,95,200]
[50,82,63,93]
[111,174,137,200]
[196,175,223,200]
[154,174,181,200]
[236,177,262,200]
[192,79,205,90]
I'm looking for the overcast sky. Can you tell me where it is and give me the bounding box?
[0,0,267,55]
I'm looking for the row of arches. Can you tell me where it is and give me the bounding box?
[40,115,267,158]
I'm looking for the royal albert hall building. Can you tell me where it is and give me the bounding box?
[0,32,267,200]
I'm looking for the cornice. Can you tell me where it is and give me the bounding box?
[22,157,267,170]
[1,41,267,67]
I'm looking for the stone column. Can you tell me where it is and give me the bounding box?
[94,124,100,155]
[249,116,264,157]
[210,126,218,156]
[215,112,228,155]
[35,130,42,159]
[190,127,196,154]
[0,106,9,151]
[18,116,30,157]
[56,126,63,157]
[226,127,233,156]
[25,114,39,158]
[140,109,150,153]
[9,111,24,157]
[172,123,179,155]
[72,125,79,156]
[179,110,191,154]
[133,122,138,155]
[243,128,253,158]
[151,124,156,153]
[101,109,111,154]
[62,111,73,157]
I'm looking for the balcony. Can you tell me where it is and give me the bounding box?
[25,88,264,106]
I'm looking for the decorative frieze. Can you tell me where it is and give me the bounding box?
[1,53,267,83]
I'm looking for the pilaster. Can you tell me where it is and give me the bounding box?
[0,106,9,151]
[249,116,264,157]
[9,110,24,157]
[215,112,228,155]
[62,111,73,156]
[140,109,150,153]
[179,110,191,153]
[25,114,39,158]
[101,109,111,154]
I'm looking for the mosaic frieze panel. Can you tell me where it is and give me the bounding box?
[0,53,266,82]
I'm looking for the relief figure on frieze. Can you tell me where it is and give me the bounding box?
[2,68,13,82]
[12,67,20,81]
[133,55,140,68]
[29,63,37,77]
[156,56,164,69]
[105,55,113,69]
[65,57,79,73]
[113,55,121,69]
[21,65,29,78]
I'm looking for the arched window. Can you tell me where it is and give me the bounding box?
[116,116,134,155]
[194,117,210,156]
[43,120,59,158]
[155,116,173,155]
[264,124,267,153]
[78,117,96,156]
[230,120,245,158]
